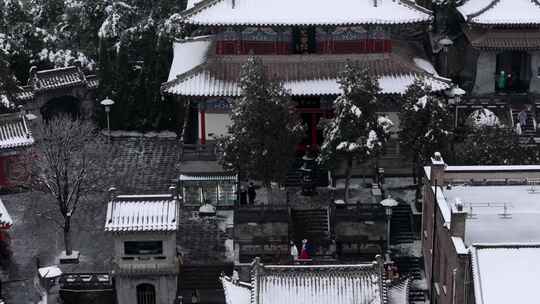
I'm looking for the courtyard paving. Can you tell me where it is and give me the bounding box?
[1,136,184,303]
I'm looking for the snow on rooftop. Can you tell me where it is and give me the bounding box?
[451,237,468,255]
[165,73,450,96]
[104,195,178,232]
[432,186,452,226]
[0,198,13,228]
[167,37,212,82]
[38,266,62,279]
[183,0,432,26]
[471,245,540,304]
[446,165,540,172]
[444,185,540,245]
[457,0,540,25]
[222,277,251,304]
[413,57,439,76]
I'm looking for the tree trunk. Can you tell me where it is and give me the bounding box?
[266,185,273,205]
[179,99,191,142]
[412,153,418,185]
[64,215,72,256]
[344,156,353,203]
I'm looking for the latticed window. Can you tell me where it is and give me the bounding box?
[137,284,156,304]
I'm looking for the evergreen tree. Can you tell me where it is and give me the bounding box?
[455,126,540,165]
[399,79,451,190]
[222,57,304,192]
[318,63,392,202]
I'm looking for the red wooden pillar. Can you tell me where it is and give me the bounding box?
[311,113,318,146]
[200,110,206,145]
[0,157,6,187]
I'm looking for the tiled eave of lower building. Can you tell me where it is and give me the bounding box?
[162,53,450,97]
[464,27,540,50]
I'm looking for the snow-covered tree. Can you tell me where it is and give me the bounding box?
[455,126,540,165]
[399,79,451,189]
[31,116,111,257]
[222,57,304,193]
[318,63,391,203]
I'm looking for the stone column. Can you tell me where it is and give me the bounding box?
[529,51,540,94]
[473,51,497,95]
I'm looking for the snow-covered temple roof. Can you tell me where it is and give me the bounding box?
[471,244,540,304]
[457,0,540,25]
[0,113,34,150]
[162,39,450,96]
[182,0,432,26]
[104,194,178,232]
[222,258,410,304]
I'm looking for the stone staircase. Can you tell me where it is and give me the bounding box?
[512,108,537,137]
[390,203,416,244]
[393,257,426,303]
[291,208,330,243]
[284,158,329,188]
[178,264,234,290]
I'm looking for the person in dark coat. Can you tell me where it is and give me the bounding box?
[248,182,256,204]
[239,185,248,205]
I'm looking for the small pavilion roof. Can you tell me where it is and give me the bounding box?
[457,0,540,26]
[463,27,540,50]
[0,113,34,150]
[104,194,178,232]
[182,0,432,26]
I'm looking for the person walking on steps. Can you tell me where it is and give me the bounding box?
[290,241,299,263]
[239,185,248,206]
[299,239,310,260]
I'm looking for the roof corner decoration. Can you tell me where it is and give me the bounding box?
[180,0,432,27]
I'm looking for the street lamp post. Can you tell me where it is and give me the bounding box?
[380,196,399,260]
[438,37,453,78]
[100,97,115,144]
[447,85,466,129]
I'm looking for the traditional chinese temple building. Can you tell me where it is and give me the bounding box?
[162,0,451,148]
[451,0,540,137]
[221,257,411,304]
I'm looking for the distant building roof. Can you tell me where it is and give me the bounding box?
[223,258,410,304]
[180,173,237,182]
[471,244,540,304]
[162,40,450,97]
[0,198,13,229]
[104,194,178,232]
[182,0,432,26]
[29,66,98,93]
[457,0,540,25]
[0,113,34,150]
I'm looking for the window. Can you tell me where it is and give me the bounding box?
[124,241,163,255]
[137,283,156,304]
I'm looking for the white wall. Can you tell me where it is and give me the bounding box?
[203,112,232,140]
